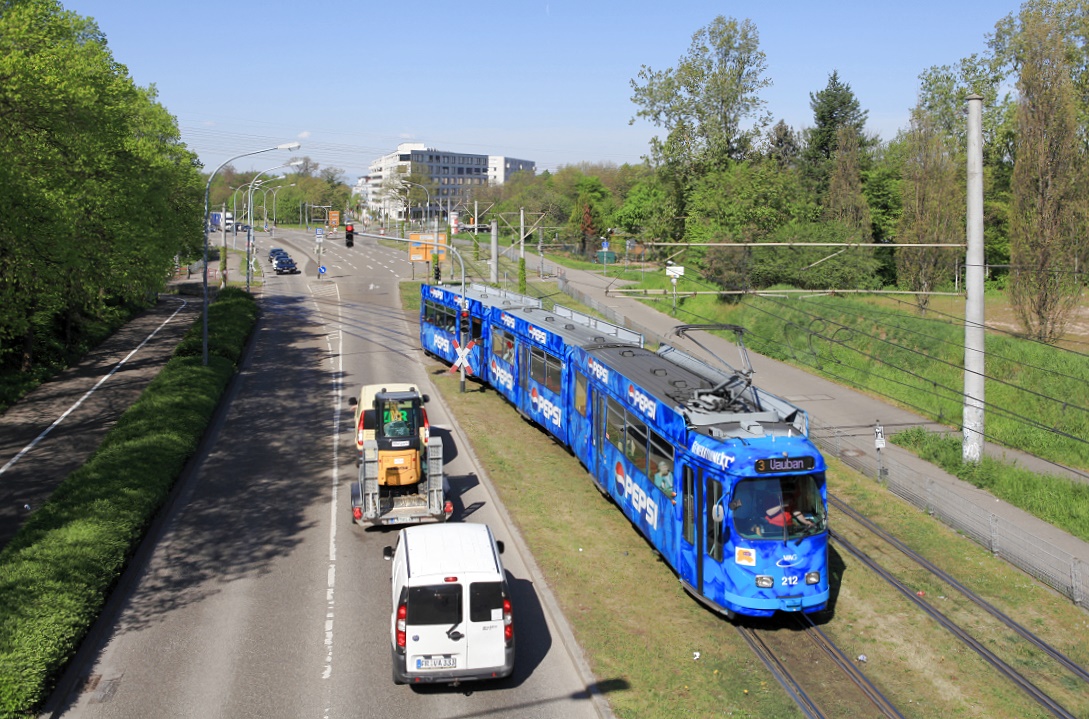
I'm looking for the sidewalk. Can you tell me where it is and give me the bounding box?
[550,263,1089,605]
[170,230,259,295]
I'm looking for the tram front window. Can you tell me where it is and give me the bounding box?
[731,476,825,540]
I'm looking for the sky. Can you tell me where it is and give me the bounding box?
[65,0,1024,182]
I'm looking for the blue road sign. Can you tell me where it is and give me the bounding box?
[319,266,327,274]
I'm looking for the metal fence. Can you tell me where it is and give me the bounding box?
[809,420,1086,610]
[558,277,1088,611]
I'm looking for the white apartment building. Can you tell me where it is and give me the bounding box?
[355,142,535,222]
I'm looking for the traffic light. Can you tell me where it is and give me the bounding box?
[433,261,441,283]
[345,224,354,247]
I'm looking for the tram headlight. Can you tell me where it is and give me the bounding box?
[805,571,821,585]
[755,575,774,589]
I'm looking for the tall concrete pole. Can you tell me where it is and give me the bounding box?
[519,207,526,259]
[963,94,986,463]
[490,220,499,284]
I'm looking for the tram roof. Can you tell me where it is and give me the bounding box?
[585,343,807,439]
[464,283,543,310]
[501,305,643,348]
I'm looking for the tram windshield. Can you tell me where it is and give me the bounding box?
[730,475,825,541]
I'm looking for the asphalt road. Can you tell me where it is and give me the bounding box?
[46,230,605,719]
[0,297,199,548]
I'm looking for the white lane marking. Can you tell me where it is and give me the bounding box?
[309,281,343,705]
[0,299,190,478]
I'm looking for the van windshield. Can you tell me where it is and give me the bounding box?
[407,585,462,625]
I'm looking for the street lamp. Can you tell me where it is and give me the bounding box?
[246,162,303,290]
[269,183,295,229]
[203,141,300,365]
[402,180,431,229]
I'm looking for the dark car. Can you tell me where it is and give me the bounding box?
[268,248,288,263]
[273,256,297,274]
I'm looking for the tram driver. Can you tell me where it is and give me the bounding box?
[763,479,815,531]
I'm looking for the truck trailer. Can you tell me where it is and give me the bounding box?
[348,383,451,526]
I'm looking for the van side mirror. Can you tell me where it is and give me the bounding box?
[422,394,431,403]
[348,397,358,407]
[382,546,393,561]
[496,540,505,554]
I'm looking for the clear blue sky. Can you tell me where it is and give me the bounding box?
[66,0,1022,180]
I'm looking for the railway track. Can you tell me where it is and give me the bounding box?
[737,617,904,718]
[830,494,1085,719]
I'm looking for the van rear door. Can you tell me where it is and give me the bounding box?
[466,581,508,669]
[406,584,465,673]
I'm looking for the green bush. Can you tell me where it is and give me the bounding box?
[0,290,257,718]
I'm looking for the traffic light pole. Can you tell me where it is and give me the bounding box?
[365,232,467,392]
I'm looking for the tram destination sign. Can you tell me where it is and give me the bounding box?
[754,455,816,473]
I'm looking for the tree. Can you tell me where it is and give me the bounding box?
[630,15,772,170]
[1008,4,1086,342]
[291,155,320,177]
[897,107,963,312]
[824,124,873,242]
[764,119,801,168]
[802,71,869,195]
[0,0,201,372]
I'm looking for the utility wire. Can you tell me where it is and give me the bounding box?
[748,294,1089,421]
[797,295,1089,385]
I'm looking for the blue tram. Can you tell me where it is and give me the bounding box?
[419,284,829,618]
[420,283,542,385]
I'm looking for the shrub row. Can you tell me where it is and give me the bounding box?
[0,288,258,718]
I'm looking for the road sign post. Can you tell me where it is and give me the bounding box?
[874,421,887,483]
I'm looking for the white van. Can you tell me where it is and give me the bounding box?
[383,523,515,685]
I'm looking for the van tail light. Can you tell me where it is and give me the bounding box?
[396,603,407,649]
[443,501,453,517]
[357,410,366,446]
[422,408,430,443]
[503,598,513,643]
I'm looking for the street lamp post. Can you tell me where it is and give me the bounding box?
[402,180,430,230]
[246,162,303,290]
[203,141,300,365]
[270,183,295,230]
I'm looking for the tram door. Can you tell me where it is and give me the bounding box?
[678,461,726,599]
[591,390,607,491]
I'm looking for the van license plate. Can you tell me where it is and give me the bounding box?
[416,656,456,670]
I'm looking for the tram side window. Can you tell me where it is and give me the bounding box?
[544,353,562,393]
[625,417,648,474]
[574,372,588,418]
[706,480,724,562]
[604,397,626,451]
[648,432,674,492]
[530,348,546,385]
[492,328,515,363]
[470,316,483,341]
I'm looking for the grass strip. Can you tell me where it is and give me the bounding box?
[891,426,1089,542]
[0,287,258,719]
